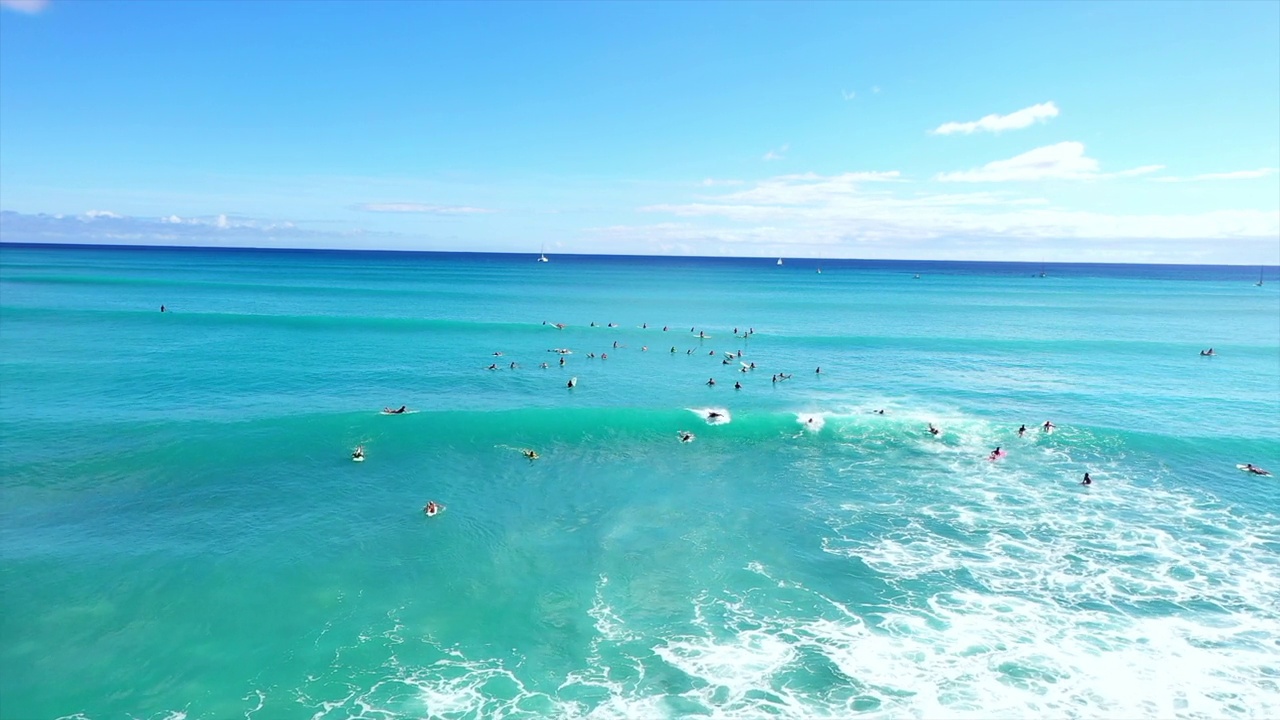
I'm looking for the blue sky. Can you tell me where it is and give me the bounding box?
[1,0,1277,263]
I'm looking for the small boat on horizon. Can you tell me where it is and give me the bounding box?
[1257,267,1265,287]
[537,244,549,263]
[777,257,784,266]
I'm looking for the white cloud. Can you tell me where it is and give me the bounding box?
[1152,168,1279,183]
[762,143,789,162]
[700,178,745,187]
[931,101,1060,136]
[628,170,1278,250]
[353,202,494,214]
[83,210,121,219]
[0,0,50,14]
[0,210,373,248]
[841,90,856,101]
[872,86,881,94]
[935,142,1163,182]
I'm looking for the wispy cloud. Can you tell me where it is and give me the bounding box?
[1152,168,1279,183]
[872,86,881,94]
[935,142,1162,183]
[931,101,1060,136]
[625,170,1278,254]
[0,0,50,14]
[841,90,856,101]
[353,202,495,215]
[700,178,745,187]
[0,210,367,248]
[762,143,789,162]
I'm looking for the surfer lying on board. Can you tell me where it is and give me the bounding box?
[1243,463,1270,476]
[384,405,407,414]
[928,423,940,436]
[678,431,695,443]
[352,446,365,460]
[988,446,1005,461]
[706,411,724,420]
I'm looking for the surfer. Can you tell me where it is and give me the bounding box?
[699,331,706,339]
[1243,463,1270,476]
[384,405,407,414]
[1042,420,1056,433]
[352,445,365,460]
[815,366,821,374]
[1082,472,1092,485]
[613,341,619,348]
[1200,348,1216,356]
[707,411,724,420]
[642,323,647,329]
[772,374,777,383]
[522,449,539,460]
[160,305,166,312]
[423,501,441,515]
[663,326,668,331]
[988,446,1004,461]
[487,363,498,370]
[874,409,885,415]
[671,346,678,353]
[493,352,503,356]
[559,356,566,366]
[734,381,742,390]
[540,362,549,369]
[928,423,940,436]
[509,362,518,369]
[678,430,694,443]
[1018,424,1027,437]
[567,377,577,388]
[707,377,716,386]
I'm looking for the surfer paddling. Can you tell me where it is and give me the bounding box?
[423,501,442,516]
[383,405,408,414]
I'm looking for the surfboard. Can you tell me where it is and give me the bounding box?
[425,505,446,517]
[1237,464,1272,476]
[352,456,365,462]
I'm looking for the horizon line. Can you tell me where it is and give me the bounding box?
[1,240,1277,269]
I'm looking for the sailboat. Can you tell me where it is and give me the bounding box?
[1257,267,1265,287]
[776,257,783,266]
[537,244,549,263]
[1039,261,1046,278]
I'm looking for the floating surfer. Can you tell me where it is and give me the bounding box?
[1018,424,1027,438]
[1239,463,1272,476]
[383,405,408,415]
[567,377,577,388]
[352,445,365,462]
[1082,472,1092,485]
[522,449,540,461]
[1042,420,1056,434]
[678,430,695,443]
[423,501,444,517]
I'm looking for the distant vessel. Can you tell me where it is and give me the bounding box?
[1257,267,1265,287]
[913,274,920,279]
[537,244,549,263]
[1039,262,1046,278]
[777,258,783,266]
[816,267,822,274]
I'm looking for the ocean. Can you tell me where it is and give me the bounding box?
[1,243,1278,719]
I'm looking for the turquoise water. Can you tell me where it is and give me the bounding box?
[2,244,1279,719]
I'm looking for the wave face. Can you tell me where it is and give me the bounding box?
[2,245,1278,719]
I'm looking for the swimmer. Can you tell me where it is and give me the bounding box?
[678,430,695,443]
[522,449,539,461]
[601,353,608,360]
[928,423,940,436]
[1082,472,1092,485]
[734,381,742,390]
[707,377,716,386]
[559,356,566,366]
[487,363,498,370]
[352,445,365,460]
[423,501,441,515]
[1018,424,1027,437]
